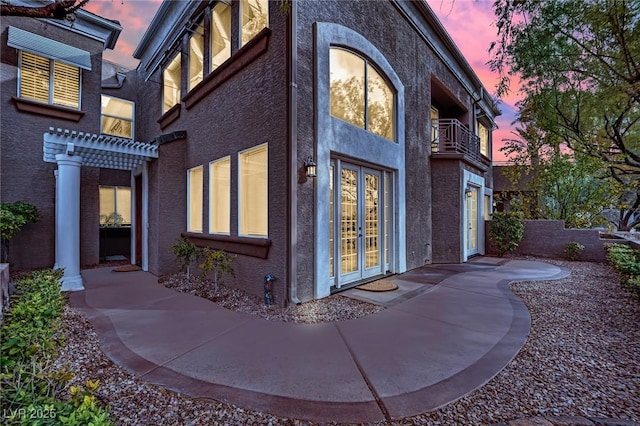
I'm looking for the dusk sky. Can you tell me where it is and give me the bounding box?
[84,0,519,161]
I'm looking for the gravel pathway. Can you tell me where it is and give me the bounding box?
[53,259,639,425]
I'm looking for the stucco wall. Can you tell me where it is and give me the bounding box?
[294,0,484,294]
[486,220,621,262]
[431,160,462,263]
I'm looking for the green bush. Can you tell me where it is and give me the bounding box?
[1,270,65,368]
[564,241,585,261]
[0,270,113,425]
[171,237,200,274]
[198,248,236,285]
[488,212,525,257]
[1,201,39,262]
[172,236,235,285]
[605,243,640,297]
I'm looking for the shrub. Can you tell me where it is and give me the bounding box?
[0,201,38,262]
[198,248,236,285]
[0,270,112,425]
[172,237,236,285]
[171,237,200,278]
[605,243,640,297]
[488,212,525,257]
[564,241,585,261]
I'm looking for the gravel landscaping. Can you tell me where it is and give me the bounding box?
[53,258,639,425]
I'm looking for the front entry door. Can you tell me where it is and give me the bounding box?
[466,186,479,256]
[332,162,385,288]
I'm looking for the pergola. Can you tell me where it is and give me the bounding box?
[43,128,159,291]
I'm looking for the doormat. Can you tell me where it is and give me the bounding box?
[113,265,142,272]
[357,280,398,292]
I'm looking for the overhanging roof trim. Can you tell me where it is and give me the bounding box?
[43,128,158,171]
[8,26,92,70]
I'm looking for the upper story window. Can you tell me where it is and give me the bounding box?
[188,23,204,91]
[211,2,231,71]
[329,48,395,141]
[430,107,439,152]
[101,95,134,139]
[163,52,181,113]
[19,51,81,109]
[478,122,490,158]
[241,0,268,46]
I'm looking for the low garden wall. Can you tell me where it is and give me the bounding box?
[486,220,624,262]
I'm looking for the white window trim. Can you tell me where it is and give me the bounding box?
[240,0,269,47]
[187,165,204,233]
[18,50,82,109]
[238,143,268,238]
[162,52,181,114]
[101,95,135,140]
[209,156,231,235]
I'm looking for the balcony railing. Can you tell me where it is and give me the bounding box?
[432,118,484,164]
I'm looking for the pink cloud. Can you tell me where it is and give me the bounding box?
[83,0,162,69]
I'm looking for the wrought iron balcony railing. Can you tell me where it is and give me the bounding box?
[432,118,483,164]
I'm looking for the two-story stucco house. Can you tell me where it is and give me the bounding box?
[1,0,499,306]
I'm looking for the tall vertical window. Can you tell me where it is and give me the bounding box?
[239,144,268,237]
[430,107,439,152]
[163,52,181,113]
[19,51,81,109]
[241,0,268,46]
[210,157,231,234]
[101,95,134,139]
[211,2,231,71]
[478,123,490,158]
[188,166,203,233]
[99,186,131,226]
[329,48,395,141]
[188,24,204,91]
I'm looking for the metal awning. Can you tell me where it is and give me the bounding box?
[8,26,92,70]
[43,128,158,170]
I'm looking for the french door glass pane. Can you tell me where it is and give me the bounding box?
[365,173,379,268]
[341,169,358,274]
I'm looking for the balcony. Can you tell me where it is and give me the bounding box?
[432,119,488,167]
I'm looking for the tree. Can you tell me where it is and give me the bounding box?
[0,0,89,20]
[490,0,640,186]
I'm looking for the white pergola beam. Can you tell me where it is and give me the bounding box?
[43,128,160,291]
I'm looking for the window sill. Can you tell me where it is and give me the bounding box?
[182,232,271,259]
[12,96,84,122]
[158,103,181,129]
[184,27,272,110]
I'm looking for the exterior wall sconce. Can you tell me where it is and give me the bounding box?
[304,156,317,178]
[465,188,473,198]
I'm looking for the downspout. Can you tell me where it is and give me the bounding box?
[287,0,301,304]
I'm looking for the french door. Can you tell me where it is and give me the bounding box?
[330,160,390,289]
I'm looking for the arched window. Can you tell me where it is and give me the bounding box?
[329,48,395,141]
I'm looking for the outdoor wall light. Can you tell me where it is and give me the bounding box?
[304,156,317,178]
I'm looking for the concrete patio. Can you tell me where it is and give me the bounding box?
[69,257,569,423]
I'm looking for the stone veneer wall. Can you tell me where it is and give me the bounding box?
[486,220,624,262]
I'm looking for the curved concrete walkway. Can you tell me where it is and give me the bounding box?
[70,258,569,423]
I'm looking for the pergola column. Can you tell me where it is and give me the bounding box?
[55,153,83,291]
